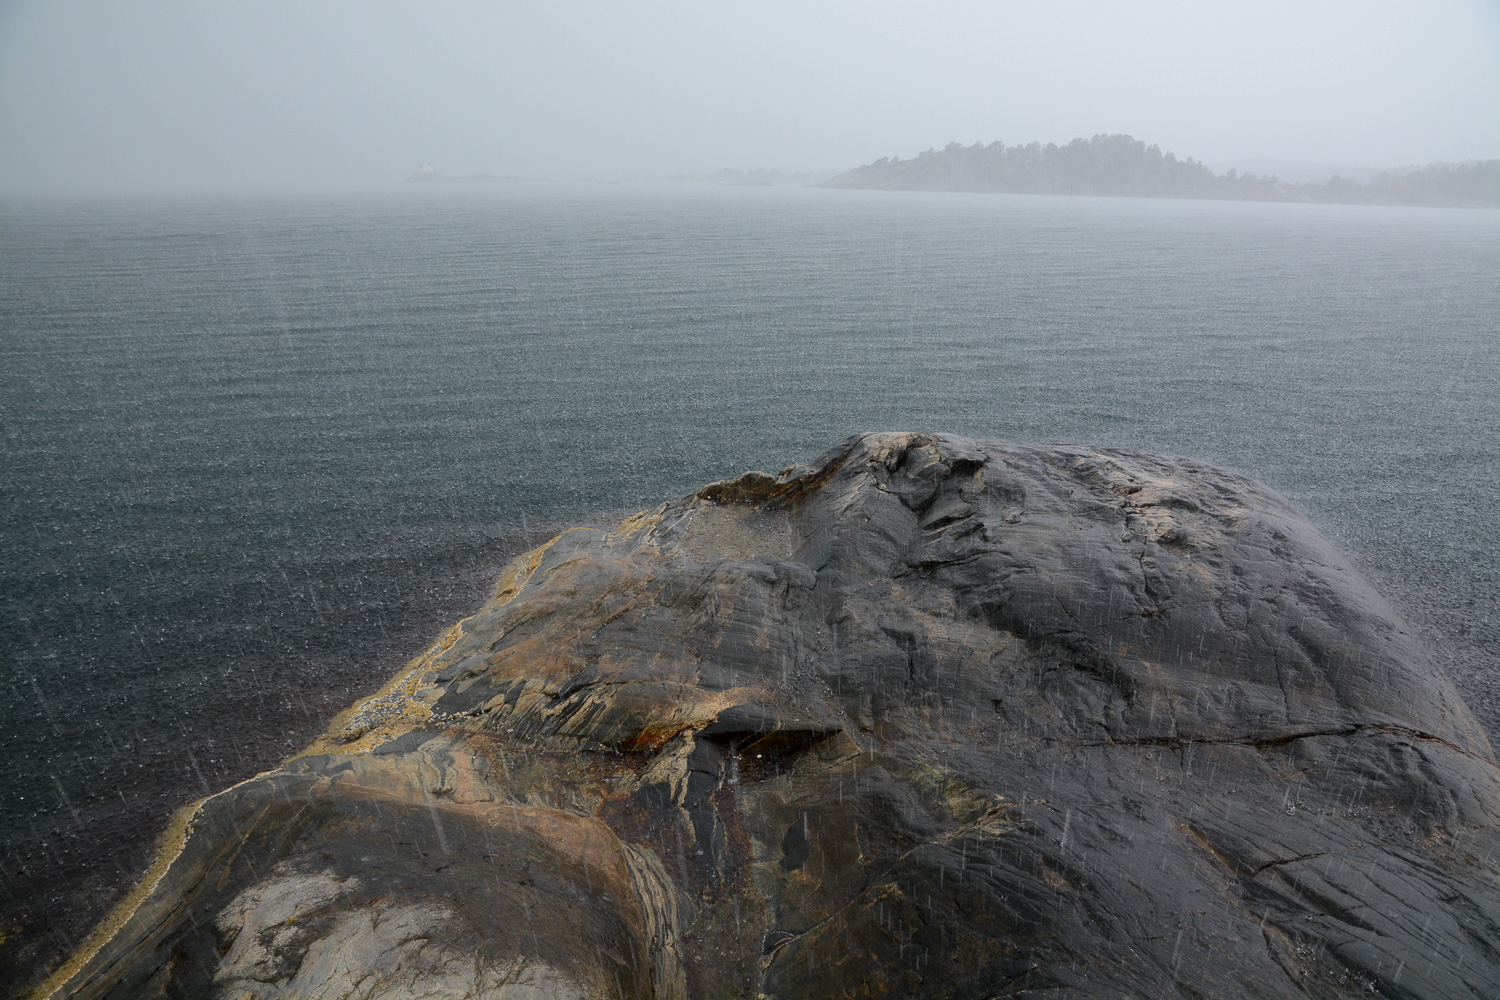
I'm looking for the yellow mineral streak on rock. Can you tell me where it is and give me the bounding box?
[302,527,598,759]
[607,505,664,542]
[297,619,457,758]
[34,790,212,1000]
[35,519,655,999]
[486,530,568,608]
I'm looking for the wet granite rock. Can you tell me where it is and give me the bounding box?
[45,433,1500,999]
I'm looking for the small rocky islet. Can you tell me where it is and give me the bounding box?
[44,433,1500,999]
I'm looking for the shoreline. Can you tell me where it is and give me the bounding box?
[1,517,626,997]
[10,503,1499,996]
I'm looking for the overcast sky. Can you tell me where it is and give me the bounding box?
[1,0,1497,194]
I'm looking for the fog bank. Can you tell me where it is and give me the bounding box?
[1,0,1497,195]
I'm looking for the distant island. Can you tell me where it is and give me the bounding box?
[823,135,1500,208]
[403,165,837,187]
[667,167,836,186]
[404,163,529,184]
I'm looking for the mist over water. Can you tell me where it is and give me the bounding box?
[1,184,1498,982]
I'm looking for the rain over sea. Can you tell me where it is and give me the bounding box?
[2,183,1497,979]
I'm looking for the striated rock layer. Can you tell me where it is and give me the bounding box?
[45,433,1500,999]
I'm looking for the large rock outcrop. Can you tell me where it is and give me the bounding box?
[44,433,1500,999]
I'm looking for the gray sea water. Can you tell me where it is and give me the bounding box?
[2,184,1497,986]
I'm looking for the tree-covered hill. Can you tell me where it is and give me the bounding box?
[823,135,1499,208]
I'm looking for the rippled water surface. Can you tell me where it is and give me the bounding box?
[2,185,1497,985]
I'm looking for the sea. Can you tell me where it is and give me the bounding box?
[2,184,1497,987]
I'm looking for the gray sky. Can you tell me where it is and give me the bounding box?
[1,0,1497,194]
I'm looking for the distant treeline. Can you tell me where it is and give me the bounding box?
[823,135,1500,208]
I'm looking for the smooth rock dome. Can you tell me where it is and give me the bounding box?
[46,433,1500,999]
